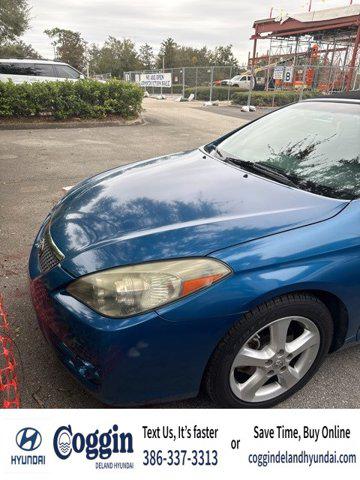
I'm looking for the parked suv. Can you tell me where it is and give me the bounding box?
[0,59,85,84]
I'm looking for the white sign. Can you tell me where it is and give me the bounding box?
[139,72,172,88]
[273,66,284,80]
[0,409,359,479]
[284,66,294,83]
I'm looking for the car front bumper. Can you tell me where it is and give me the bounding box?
[28,221,238,406]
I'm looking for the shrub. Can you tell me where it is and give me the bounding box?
[184,86,247,101]
[0,79,143,120]
[231,90,320,107]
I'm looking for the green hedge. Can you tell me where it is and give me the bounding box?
[0,79,143,120]
[231,90,320,107]
[185,86,248,101]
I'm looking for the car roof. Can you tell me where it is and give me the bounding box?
[304,90,360,104]
[0,58,68,66]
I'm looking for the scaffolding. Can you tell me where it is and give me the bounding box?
[250,5,360,92]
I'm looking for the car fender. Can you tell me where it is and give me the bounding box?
[208,200,360,341]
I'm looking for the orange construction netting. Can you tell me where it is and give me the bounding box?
[0,296,20,408]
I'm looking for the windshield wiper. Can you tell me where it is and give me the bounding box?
[224,157,298,188]
[207,145,298,188]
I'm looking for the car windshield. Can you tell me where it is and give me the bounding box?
[215,101,360,200]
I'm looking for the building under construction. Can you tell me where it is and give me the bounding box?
[250,4,360,92]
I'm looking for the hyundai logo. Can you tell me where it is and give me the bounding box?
[16,428,42,452]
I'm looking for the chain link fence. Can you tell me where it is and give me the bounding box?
[92,72,112,81]
[124,62,359,106]
[124,66,246,99]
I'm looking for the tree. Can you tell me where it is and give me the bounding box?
[0,0,36,59]
[210,45,239,66]
[157,37,178,69]
[44,27,87,70]
[139,43,155,70]
[89,37,141,77]
[155,39,239,69]
[0,39,41,58]
[173,46,211,67]
[0,0,29,41]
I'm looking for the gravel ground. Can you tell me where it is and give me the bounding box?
[0,98,359,408]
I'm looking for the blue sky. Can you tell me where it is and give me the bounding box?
[23,0,356,62]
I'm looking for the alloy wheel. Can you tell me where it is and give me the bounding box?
[229,316,320,403]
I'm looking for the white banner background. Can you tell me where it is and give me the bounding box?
[139,73,172,88]
[1,409,359,479]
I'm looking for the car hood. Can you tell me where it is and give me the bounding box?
[50,149,348,277]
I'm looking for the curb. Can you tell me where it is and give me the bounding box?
[0,116,144,131]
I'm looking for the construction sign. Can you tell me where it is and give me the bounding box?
[273,66,284,80]
[284,66,294,83]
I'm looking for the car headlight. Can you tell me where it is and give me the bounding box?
[67,258,231,318]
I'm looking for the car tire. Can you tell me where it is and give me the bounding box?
[205,293,333,408]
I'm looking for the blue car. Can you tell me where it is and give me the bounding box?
[29,94,360,407]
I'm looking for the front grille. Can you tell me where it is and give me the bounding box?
[38,224,64,273]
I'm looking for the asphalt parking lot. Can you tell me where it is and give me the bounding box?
[1,98,359,408]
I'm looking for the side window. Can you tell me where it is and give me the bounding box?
[240,76,246,82]
[17,64,37,75]
[0,63,13,74]
[54,65,80,79]
[34,64,56,77]
[0,63,36,75]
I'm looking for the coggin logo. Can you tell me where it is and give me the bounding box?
[53,425,134,460]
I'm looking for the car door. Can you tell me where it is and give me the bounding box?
[237,76,247,89]
[54,64,82,82]
[230,75,241,86]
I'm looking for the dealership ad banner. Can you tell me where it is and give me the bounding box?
[1,409,359,479]
[139,72,172,88]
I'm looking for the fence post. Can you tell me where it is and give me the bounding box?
[298,65,308,102]
[210,66,214,102]
[246,39,257,109]
[195,67,198,100]
[352,66,359,90]
[227,65,232,101]
[265,51,271,91]
[161,58,164,98]
[246,79,253,109]
[182,68,186,98]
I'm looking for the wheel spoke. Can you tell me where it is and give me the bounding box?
[233,346,272,368]
[238,368,268,401]
[278,366,300,389]
[286,329,319,358]
[270,318,291,351]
